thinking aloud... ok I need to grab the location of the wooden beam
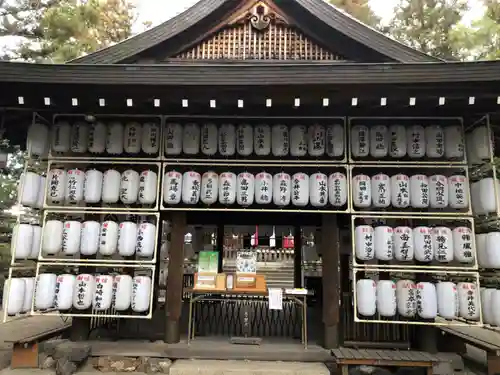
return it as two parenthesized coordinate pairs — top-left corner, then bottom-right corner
(321, 214), (340, 349)
(165, 211), (187, 343)
(293, 225), (302, 288)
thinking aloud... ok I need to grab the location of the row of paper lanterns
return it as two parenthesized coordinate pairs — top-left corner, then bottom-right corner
(352, 173), (468, 209)
(356, 279), (480, 320)
(12, 221), (157, 260)
(354, 225), (474, 263)
(163, 170), (347, 207)
(3, 274), (152, 315)
(29, 122), (492, 161)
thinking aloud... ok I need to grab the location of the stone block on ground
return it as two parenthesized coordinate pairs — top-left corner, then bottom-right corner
(169, 359), (329, 375)
(38, 353), (55, 370)
(56, 358), (78, 375)
(53, 343), (91, 364)
(91, 356), (141, 372)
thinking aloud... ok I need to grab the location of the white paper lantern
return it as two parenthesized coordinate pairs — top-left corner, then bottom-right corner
(70, 122), (89, 153)
(389, 125), (406, 158)
(351, 125), (369, 158)
(310, 173), (328, 207)
(391, 174), (410, 208)
(432, 227), (453, 262)
(426, 125), (445, 158)
(472, 126), (492, 160)
(137, 170), (157, 205)
(437, 282), (458, 319)
(478, 178), (499, 214)
(396, 280), (417, 317)
(55, 274), (76, 310)
(291, 173), (309, 207)
(236, 124), (253, 156)
(308, 125), (325, 157)
(93, 275), (113, 311)
(80, 221), (100, 256)
(448, 175), (468, 209)
(374, 226), (393, 261)
(113, 275), (133, 310)
(290, 125), (308, 157)
(371, 173), (390, 208)
(47, 169), (66, 203)
(219, 124), (236, 156)
(118, 221), (138, 256)
(83, 170), (103, 204)
(273, 173), (291, 206)
(470, 181), (483, 215)
(106, 122), (124, 155)
(492, 290), (500, 326)
(370, 125), (389, 158)
(326, 124), (344, 157)
(42, 220), (63, 255)
(99, 221), (119, 256)
(254, 125), (271, 156)
(88, 122), (107, 154)
(181, 171), (201, 204)
(486, 232), (500, 268)
(123, 122), (142, 154)
(444, 125), (464, 159)
(413, 226), (433, 262)
(12, 224), (33, 259)
(163, 170), (182, 205)
(21, 277), (35, 313)
(255, 172), (273, 204)
(429, 175), (449, 208)
(183, 123), (200, 155)
(164, 123), (183, 155)
(272, 125), (289, 157)
(476, 233), (489, 268)
(416, 282), (437, 319)
(219, 172), (236, 205)
(355, 225), (374, 261)
(352, 174), (371, 208)
(136, 222), (156, 257)
(356, 279), (376, 316)
(35, 176), (46, 209)
(27, 123), (49, 156)
(377, 280), (397, 317)
(102, 169), (121, 203)
(407, 125), (426, 158)
(141, 123), (160, 154)
(3, 278), (25, 315)
(458, 282), (480, 320)
(72, 274), (95, 310)
(200, 172), (218, 205)
(482, 288), (495, 324)
(196, 123), (216, 156)
(35, 273), (57, 310)
(393, 226), (414, 261)
(51, 121), (71, 153)
(131, 276), (151, 313)
(62, 221), (81, 255)
(19, 172), (41, 207)
(236, 172), (254, 206)
(29, 225), (42, 259)
(328, 173), (347, 207)
(65, 168), (84, 203)
(120, 169), (140, 204)
(410, 174), (429, 208)
(452, 227), (474, 263)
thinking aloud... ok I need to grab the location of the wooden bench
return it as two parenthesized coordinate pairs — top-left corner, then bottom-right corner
(2, 317), (71, 368)
(332, 348), (439, 375)
(440, 325), (500, 375)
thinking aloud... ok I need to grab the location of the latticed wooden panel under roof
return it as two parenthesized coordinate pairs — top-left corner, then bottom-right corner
(173, 23), (344, 61)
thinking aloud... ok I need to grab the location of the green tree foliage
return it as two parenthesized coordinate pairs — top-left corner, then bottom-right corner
(387, 0), (469, 60)
(0, 0), (136, 62)
(329, 0), (381, 28)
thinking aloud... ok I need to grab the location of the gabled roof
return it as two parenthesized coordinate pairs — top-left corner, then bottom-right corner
(70, 0), (439, 65)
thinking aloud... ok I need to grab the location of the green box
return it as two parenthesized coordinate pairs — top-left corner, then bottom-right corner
(197, 251), (219, 274)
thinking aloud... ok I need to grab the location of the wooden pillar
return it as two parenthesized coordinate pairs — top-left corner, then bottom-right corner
(165, 212), (186, 343)
(216, 224), (224, 272)
(321, 214), (340, 349)
(293, 225), (302, 288)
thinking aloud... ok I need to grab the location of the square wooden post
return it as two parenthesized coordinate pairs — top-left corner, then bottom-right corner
(321, 214), (340, 349)
(165, 212), (187, 343)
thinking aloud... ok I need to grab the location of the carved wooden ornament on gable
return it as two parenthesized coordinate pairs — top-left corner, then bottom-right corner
(173, 0), (344, 61)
